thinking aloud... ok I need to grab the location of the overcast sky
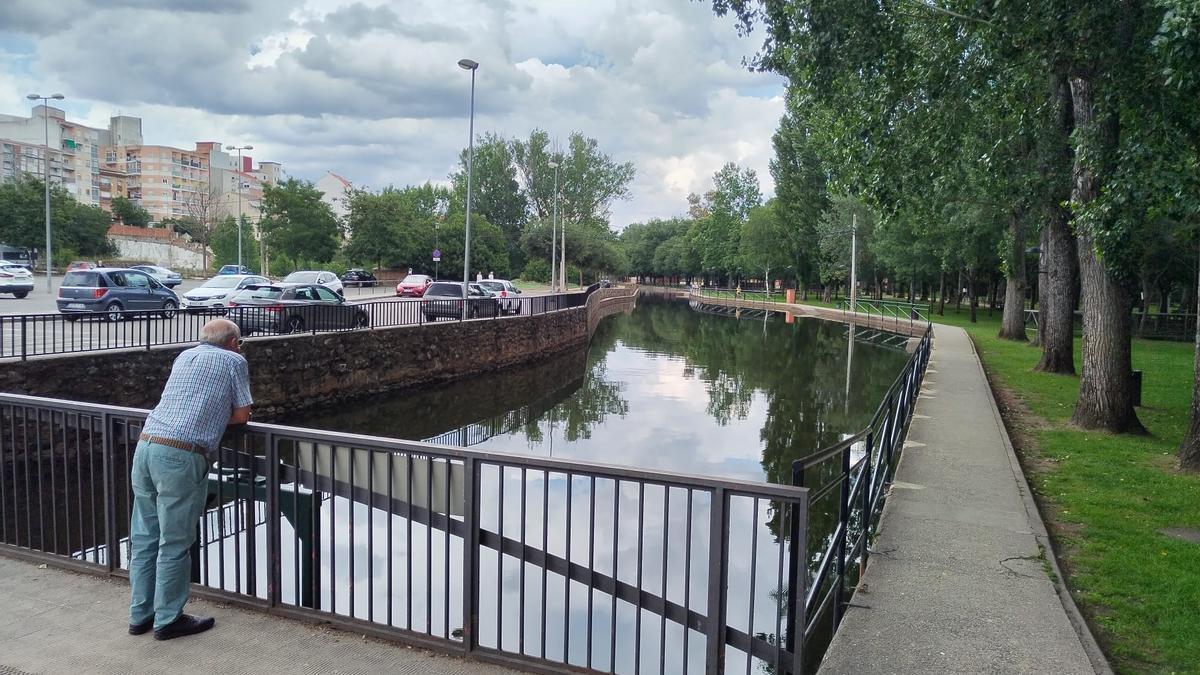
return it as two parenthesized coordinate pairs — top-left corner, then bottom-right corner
(0, 0), (784, 228)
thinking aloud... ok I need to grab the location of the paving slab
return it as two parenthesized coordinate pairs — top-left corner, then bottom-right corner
(818, 324), (1108, 674)
(0, 556), (518, 675)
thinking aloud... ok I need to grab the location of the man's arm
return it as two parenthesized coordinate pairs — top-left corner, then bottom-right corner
(229, 405), (251, 425)
(228, 357), (254, 427)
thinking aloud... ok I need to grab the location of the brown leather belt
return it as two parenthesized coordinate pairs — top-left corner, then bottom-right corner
(138, 432), (207, 456)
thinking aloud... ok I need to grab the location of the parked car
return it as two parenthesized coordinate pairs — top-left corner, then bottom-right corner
(229, 283), (369, 335)
(396, 274), (433, 297)
(65, 261), (98, 272)
(217, 264), (253, 276)
(341, 269), (379, 287)
(422, 281), (499, 321)
(395, 274), (433, 297)
(130, 264), (183, 288)
(475, 279), (523, 314)
(180, 274), (269, 312)
(56, 268), (179, 321)
(0, 262), (35, 298)
(283, 270), (344, 296)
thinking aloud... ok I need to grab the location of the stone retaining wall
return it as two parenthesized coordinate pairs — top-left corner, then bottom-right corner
(0, 287), (638, 416)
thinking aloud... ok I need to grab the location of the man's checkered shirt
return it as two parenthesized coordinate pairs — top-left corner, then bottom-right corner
(142, 343), (253, 458)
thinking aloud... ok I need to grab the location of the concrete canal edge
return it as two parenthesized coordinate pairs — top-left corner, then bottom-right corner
(0, 286), (638, 417)
(816, 323), (1110, 675)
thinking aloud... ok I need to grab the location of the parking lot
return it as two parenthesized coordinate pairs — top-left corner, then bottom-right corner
(0, 276), (566, 359)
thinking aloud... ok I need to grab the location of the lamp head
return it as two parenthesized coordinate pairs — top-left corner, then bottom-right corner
(26, 94), (39, 100)
(547, 160), (559, 169)
(458, 58), (479, 71)
(50, 94), (65, 100)
(225, 145), (235, 150)
(244, 145), (253, 150)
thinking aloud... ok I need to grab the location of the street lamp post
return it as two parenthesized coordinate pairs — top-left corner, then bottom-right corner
(548, 159), (559, 292)
(225, 144), (253, 269)
(458, 58), (479, 321)
(850, 212), (858, 313)
(27, 93), (65, 291)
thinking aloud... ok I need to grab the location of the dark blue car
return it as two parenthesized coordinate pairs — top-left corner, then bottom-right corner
(57, 268), (180, 321)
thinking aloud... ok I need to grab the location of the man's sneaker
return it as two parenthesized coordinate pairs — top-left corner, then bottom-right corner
(153, 614), (215, 640)
(128, 618), (153, 635)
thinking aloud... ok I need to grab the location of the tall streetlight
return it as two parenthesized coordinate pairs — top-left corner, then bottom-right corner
(27, 93), (65, 291)
(225, 144), (253, 269)
(458, 58), (479, 320)
(548, 159), (559, 292)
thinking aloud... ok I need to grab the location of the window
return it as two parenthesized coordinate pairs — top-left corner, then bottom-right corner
(127, 273), (151, 289)
(314, 286), (340, 302)
(107, 272), (127, 287)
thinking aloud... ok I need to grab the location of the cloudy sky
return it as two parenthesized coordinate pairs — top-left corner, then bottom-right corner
(0, 0), (784, 228)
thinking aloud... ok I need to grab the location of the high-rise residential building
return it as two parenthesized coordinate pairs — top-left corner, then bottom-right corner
(2, 105), (283, 227)
(0, 105), (112, 205)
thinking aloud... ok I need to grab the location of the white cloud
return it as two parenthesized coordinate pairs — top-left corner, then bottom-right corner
(0, 0), (784, 226)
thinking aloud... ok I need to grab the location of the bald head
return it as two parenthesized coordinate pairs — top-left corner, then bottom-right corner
(199, 318), (241, 350)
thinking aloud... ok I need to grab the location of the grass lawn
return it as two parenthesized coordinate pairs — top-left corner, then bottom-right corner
(797, 301), (1199, 673)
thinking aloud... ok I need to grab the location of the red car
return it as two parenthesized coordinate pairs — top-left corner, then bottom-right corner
(395, 274), (433, 297)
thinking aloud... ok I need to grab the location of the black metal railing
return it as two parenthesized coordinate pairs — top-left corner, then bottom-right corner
(1025, 308), (1197, 342)
(0, 392), (809, 674)
(790, 323), (932, 657)
(0, 285), (601, 361)
(836, 298), (930, 330)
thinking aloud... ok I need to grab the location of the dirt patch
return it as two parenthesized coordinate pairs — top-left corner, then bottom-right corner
(1160, 527), (1200, 544)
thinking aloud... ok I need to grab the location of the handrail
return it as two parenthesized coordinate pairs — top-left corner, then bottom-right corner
(0, 285), (603, 361)
(0, 389), (810, 674)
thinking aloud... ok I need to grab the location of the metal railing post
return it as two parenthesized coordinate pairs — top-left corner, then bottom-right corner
(461, 457), (480, 654)
(704, 486), (728, 674)
(20, 315), (27, 361)
(265, 431), (281, 607)
(835, 446), (850, 626)
(145, 312), (152, 351)
(100, 412), (118, 573)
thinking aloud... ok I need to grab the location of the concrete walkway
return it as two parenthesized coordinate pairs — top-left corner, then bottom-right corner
(819, 324), (1108, 674)
(0, 556), (517, 675)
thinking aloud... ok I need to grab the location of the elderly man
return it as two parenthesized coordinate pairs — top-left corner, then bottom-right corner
(128, 318), (253, 640)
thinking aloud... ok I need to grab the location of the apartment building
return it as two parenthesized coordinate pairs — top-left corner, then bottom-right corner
(2, 105), (284, 226)
(0, 105), (115, 205)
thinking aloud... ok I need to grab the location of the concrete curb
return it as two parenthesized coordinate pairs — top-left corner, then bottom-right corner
(957, 325), (1114, 675)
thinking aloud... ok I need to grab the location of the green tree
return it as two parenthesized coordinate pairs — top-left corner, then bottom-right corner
(260, 178), (341, 268)
(739, 201), (789, 293)
(451, 133), (527, 270)
(513, 129), (635, 230)
(110, 196), (151, 227)
(0, 175), (113, 263)
(210, 215), (260, 272)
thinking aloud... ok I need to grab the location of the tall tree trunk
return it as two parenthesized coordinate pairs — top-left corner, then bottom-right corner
(1000, 209), (1029, 340)
(955, 268), (964, 311)
(1068, 73), (1144, 433)
(1035, 77), (1078, 374)
(938, 272), (946, 316)
(968, 271), (978, 323)
(1182, 248), (1200, 471)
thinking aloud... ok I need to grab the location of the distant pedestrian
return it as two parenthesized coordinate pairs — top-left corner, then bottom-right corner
(128, 318), (253, 640)
(476, 271), (483, 282)
(488, 271), (494, 279)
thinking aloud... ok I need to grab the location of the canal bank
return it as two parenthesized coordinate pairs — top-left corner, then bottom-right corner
(817, 324), (1107, 674)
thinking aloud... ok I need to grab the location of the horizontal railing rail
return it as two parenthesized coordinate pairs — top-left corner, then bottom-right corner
(0, 391), (809, 674)
(0, 284), (602, 361)
(836, 298), (930, 330)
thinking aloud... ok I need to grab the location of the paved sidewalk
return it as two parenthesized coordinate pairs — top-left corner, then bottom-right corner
(0, 556), (516, 675)
(819, 324), (1107, 674)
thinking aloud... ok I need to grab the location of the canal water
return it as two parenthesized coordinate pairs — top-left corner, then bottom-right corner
(296, 295), (911, 486)
(1, 295), (914, 674)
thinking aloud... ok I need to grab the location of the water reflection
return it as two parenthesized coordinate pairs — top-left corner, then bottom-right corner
(296, 295), (910, 486)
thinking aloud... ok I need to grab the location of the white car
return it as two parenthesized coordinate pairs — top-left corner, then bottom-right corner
(0, 262), (34, 298)
(181, 274), (269, 312)
(130, 264), (183, 288)
(284, 270), (343, 296)
(475, 279), (522, 314)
